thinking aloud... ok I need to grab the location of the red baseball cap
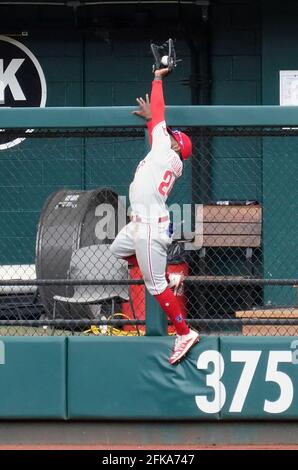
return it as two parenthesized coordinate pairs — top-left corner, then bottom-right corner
(168, 128), (192, 160)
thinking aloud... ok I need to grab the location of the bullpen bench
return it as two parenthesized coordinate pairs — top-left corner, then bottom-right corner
(235, 307), (298, 335)
(194, 203), (262, 275)
(187, 203), (262, 319)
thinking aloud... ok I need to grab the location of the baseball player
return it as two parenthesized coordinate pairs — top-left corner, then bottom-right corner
(110, 66), (199, 364)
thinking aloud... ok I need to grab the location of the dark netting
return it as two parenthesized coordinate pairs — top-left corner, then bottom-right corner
(0, 126), (297, 336)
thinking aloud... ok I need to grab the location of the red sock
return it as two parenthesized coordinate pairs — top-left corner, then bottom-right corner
(123, 255), (139, 268)
(155, 287), (189, 335)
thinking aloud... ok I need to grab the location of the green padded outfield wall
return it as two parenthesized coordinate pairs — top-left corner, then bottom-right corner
(0, 336), (297, 420)
(68, 336), (220, 420)
(67, 336), (298, 420)
(0, 337), (66, 418)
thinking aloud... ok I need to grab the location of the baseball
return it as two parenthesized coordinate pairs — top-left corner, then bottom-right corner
(161, 55), (169, 66)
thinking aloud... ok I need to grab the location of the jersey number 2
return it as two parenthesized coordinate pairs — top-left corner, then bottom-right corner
(158, 170), (175, 197)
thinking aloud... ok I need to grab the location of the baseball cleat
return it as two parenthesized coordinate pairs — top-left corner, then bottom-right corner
(169, 329), (200, 365)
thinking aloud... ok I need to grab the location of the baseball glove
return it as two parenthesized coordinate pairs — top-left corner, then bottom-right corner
(150, 38), (178, 73)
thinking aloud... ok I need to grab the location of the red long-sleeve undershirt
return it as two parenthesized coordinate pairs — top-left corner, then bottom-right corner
(151, 79), (165, 127)
(147, 79), (165, 146)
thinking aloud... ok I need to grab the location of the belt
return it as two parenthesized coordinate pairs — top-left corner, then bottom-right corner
(130, 215), (169, 223)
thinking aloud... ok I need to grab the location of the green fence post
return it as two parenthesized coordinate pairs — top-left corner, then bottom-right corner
(145, 293), (168, 336)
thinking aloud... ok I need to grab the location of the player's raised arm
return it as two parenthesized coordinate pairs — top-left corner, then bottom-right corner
(150, 67), (169, 129)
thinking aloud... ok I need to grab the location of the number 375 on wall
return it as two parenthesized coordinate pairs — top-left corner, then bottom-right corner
(195, 346), (298, 415)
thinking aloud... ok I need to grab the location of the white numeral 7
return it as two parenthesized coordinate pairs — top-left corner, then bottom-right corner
(229, 350), (261, 412)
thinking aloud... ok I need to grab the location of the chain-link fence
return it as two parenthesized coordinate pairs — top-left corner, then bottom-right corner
(0, 125), (297, 336)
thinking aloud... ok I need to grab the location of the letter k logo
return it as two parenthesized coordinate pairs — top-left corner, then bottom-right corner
(0, 58), (26, 104)
(0, 35), (47, 149)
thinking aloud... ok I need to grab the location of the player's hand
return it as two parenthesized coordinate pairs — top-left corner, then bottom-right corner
(132, 94), (151, 120)
(154, 67), (170, 79)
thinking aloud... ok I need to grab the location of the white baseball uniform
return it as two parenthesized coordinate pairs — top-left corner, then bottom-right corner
(110, 80), (183, 295)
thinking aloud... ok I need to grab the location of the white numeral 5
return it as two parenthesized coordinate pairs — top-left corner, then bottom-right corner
(264, 351), (293, 414)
